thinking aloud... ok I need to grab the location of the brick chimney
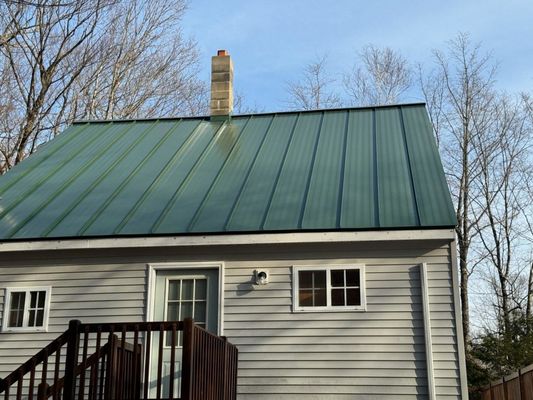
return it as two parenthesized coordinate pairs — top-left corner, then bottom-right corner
(210, 50), (234, 119)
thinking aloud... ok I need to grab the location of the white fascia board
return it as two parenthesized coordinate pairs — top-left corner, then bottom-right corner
(0, 229), (455, 253)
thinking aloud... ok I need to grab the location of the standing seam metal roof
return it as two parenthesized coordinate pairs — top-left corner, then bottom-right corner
(0, 103), (456, 240)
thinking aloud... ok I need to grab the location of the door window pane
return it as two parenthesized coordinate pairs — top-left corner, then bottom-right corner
(194, 301), (206, 323)
(196, 280), (207, 300)
(167, 303), (179, 320)
(168, 281), (180, 300)
(181, 280), (194, 300)
(181, 302), (193, 319)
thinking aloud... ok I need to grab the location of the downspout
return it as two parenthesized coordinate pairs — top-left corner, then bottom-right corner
(420, 262), (436, 400)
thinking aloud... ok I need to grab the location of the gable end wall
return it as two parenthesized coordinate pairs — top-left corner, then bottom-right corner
(0, 239), (464, 400)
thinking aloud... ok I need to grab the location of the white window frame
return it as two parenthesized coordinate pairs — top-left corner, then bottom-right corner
(2, 287), (52, 332)
(292, 265), (366, 312)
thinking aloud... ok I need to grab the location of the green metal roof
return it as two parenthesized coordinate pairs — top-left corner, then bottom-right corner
(0, 104), (456, 241)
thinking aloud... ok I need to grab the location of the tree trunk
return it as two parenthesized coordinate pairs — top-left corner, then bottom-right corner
(459, 241), (470, 342)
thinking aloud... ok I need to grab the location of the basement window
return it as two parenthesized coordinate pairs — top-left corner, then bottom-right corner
(2, 287), (51, 332)
(292, 265), (365, 312)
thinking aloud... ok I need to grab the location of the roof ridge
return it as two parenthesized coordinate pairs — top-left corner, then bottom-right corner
(72, 103), (427, 125)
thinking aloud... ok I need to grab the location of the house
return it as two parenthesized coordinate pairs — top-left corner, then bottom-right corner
(0, 50), (467, 399)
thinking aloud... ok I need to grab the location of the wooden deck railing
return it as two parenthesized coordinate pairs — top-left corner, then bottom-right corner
(480, 363), (533, 400)
(0, 319), (238, 400)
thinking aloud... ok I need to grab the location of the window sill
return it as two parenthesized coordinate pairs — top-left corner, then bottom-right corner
(292, 306), (367, 313)
(1, 327), (48, 333)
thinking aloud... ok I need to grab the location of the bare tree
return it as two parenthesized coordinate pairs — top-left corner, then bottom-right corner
(0, 0), (113, 172)
(233, 90), (264, 114)
(65, 0), (207, 122)
(344, 45), (412, 106)
(473, 94), (532, 333)
(0, 0), (206, 174)
(420, 33), (498, 341)
(286, 55), (343, 110)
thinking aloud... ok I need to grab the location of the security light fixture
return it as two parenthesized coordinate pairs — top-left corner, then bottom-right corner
(253, 270), (269, 285)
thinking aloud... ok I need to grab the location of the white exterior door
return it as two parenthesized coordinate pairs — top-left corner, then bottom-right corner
(150, 268), (219, 398)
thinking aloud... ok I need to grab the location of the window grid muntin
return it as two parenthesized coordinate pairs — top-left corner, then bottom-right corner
(165, 278), (208, 347)
(293, 265), (365, 311)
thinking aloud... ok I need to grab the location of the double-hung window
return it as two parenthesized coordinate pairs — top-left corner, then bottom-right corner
(293, 265), (365, 311)
(2, 287), (51, 332)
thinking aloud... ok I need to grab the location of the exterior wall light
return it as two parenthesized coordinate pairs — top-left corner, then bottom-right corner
(253, 270), (269, 285)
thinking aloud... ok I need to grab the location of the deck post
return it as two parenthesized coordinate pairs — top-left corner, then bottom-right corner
(63, 320), (81, 400)
(37, 382), (49, 400)
(181, 319), (195, 400)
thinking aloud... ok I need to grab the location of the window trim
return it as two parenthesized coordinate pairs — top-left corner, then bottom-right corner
(292, 265), (366, 312)
(2, 287), (52, 332)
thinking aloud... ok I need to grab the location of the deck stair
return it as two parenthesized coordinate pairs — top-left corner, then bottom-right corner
(0, 319), (238, 400)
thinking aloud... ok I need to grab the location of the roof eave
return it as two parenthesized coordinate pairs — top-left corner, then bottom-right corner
(0, 227), (456, 253)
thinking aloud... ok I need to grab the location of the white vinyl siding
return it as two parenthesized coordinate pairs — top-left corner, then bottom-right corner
(0, 239), (462, 400)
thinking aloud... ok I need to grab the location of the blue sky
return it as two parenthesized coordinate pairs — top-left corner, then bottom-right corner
(181, 0), (533, 112)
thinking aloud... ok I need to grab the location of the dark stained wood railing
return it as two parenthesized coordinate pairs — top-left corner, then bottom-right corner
(181, 320), (238, 400)
(0, 319), (238, 400)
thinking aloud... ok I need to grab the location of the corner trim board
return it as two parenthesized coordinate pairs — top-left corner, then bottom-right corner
(450, 241), (469, 399)
(420, 262), (436, 400)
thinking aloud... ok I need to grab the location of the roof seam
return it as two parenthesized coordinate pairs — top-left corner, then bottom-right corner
(0, 123), (114, 235)
(79, 120), (182, 235)
(336, 110), (351, 229)
(42, 123), (145, 236)
(150, 120), (230, 233)
(372, 109), (380, 228)
(260, 113), (301, 230)
(298, 111), (325, 229)
(11, 121), (131, 238)
(398, 107), (421, 226)
(0, 123), (89, 196)
(113, 120), (206, 234)
(74, 121), (158, 236)
(186, 117), (255, 231)
(222, 115), (277, 231)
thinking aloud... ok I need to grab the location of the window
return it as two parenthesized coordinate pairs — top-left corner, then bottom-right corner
(293, 266), (365, 311)
(2, 287), (51, 332)
(164, 277), (207, 346)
